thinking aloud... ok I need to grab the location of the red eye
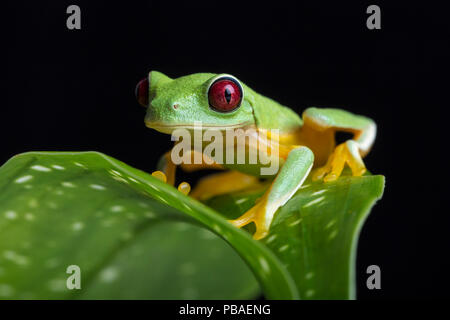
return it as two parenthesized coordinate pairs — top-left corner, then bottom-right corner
(135, 78), (149, 107)
(208, 77), (243, 112)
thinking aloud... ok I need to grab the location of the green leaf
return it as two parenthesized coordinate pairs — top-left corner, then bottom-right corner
(0, 151), (383, 300)
(205, 172), (384, 299)
(0, 152), (294, 299)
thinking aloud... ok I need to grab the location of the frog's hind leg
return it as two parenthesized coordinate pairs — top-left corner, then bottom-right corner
(312, 140), (366, 182)
(229, 146), (314, 240)
(299, 108), (376, 182)
(190, 171), (262, 201)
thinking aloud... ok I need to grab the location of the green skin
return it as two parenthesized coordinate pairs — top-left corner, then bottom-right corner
(145, 71), (301, 134)
(143, 71), (375, 237)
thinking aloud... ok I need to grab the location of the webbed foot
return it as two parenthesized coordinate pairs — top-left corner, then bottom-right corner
(312, 140), (366, 182)
(229, 195), (270, 240)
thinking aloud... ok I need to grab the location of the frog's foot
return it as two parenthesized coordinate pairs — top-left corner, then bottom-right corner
(151, 171), (191, 196)
(190, 171), (261, 201)
(312, 140), (366, 182)
(230, 146), (315, 240)
(229, 195), (270, 240)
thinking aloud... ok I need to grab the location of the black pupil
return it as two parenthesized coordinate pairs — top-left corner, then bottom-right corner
(224, 87), (232, 104)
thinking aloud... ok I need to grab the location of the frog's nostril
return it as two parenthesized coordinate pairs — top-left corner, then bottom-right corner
(135, 78), (149, 107)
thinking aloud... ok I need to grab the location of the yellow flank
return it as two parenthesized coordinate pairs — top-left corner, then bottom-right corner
(179, 150), (224, 172)
(264, 128), (301, 146)
(253, 129), (300, 160)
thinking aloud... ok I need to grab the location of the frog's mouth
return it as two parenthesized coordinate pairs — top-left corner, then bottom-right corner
(145, 121), (254, 134)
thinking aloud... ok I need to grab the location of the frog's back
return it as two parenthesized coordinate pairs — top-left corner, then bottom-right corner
(244, 85), (302, 133)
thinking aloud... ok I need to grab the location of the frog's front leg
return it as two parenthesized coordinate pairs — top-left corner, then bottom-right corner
(154, 151), (176, 185)
(229, 146), (314, 240)
(152, 151), (192, 195)
(152, 149), (224, 195)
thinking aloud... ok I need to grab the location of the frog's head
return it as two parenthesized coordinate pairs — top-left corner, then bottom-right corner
(135, 71), (255, 134)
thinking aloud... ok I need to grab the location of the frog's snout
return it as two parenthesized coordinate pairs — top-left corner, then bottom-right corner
(135, 78), (149, 107)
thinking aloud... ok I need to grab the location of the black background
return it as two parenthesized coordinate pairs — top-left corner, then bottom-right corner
(4, 0), (448, 299)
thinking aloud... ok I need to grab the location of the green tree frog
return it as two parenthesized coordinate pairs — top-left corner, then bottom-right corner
(135, 71), (376, 240)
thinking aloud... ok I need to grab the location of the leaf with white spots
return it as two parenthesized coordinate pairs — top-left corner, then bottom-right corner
(0, 152), (294, 299)
(0, 151), (383, 300)
(205, 170), (384, 299)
